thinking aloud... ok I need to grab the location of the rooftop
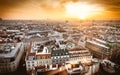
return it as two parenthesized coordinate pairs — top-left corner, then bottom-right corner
(68, 46), (87, 51)
(0, 30), (24, 43)
(0, 42), (22, 58)
(87, 40), (109, 49)
(51, 49), (69, 56)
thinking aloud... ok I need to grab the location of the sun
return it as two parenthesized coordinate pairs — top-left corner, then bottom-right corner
(65, 2), (104, 19)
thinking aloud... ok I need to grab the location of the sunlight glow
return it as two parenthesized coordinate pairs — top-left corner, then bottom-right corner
(65, 2), (104, 19)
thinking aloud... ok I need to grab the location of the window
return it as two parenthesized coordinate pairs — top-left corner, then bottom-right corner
(9, 67), (11, 71)
(42, 56), (45, 59)
(27, 61), (30, 63)
(28, 68), (31, 70)
(13, 65), (15, 68)
(32, 64), (34, 66)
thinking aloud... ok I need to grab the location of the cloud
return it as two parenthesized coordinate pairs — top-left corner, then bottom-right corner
(0, 0), (120, 19)
(0, 0), (27, 17)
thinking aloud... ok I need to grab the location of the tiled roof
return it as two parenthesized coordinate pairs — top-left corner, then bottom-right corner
(51, 49), (69, 56)
(36, 54), (51, 56)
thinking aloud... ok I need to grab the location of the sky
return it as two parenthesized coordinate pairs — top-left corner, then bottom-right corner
(0, 0), (120, 20)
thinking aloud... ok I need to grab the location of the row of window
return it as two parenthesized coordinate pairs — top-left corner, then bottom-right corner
(0, 65), (16, 72)
(70, 56), (92, 60)
(27, 60), (51, 70)
(70, 54), (91, 57)
(52, 56), (69, 59)
(36, 56), (51, 59)
(52, 59), (68, 63)
(69, 50), (89, 53)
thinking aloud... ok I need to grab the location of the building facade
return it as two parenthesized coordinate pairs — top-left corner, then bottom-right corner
(25, 41), (52, 74)
(0, 42), (24, 73)
(86, 40), (110, 59)
(51, 49), (69, 69)
(68, 46), (92, 64)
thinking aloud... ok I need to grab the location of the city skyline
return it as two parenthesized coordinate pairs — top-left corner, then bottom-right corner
(0, 0), (120, 20)
(0, 20), (120, 75)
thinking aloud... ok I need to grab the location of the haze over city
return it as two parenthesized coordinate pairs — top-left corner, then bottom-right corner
(0, 0), (120, 75)
(0, 0), (120, 20)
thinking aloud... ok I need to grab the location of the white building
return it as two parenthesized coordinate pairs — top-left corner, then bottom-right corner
(86, 40), (110, 59)
(68, 46), (93, 65)
(55, 38), (66, 49)
(0, 42), (24, 73)
(25, 41), (52, 73)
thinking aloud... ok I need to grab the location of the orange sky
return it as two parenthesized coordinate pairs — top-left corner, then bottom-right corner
(0, 0), (120, 20)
